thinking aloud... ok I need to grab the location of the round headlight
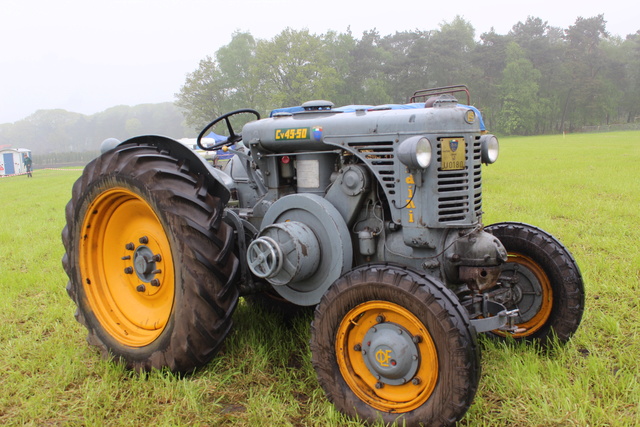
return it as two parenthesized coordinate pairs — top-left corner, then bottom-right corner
(398, 136), (432, 169)
(480, 134), (499, 164)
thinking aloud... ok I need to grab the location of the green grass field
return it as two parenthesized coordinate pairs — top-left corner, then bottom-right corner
(1, 131), (638, 426)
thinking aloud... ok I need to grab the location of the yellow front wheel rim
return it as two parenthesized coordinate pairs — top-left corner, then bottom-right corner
(79, 187), (175, 347)
(336, 301), (438, 413)
(500, 252), (553, 338)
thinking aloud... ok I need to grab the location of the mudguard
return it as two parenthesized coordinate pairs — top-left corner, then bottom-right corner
(117, 135), (234, 203)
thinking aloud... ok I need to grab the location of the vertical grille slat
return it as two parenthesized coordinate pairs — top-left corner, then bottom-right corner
(347, 141), (397, 197)
(436, 137), (482, 223)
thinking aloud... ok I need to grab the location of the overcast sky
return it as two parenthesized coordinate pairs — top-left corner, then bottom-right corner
(1, 0), (637, 124)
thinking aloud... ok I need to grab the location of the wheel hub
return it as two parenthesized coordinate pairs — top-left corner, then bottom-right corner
(134, 246), (157, 280)
(362, 323), (420, 386)
(123, 237), (164, 296)
(501, 261), (543, 323)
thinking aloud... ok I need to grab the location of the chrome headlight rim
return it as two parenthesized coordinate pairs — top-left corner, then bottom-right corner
(398, 136), (433, 170)
(480, 134), (499, 164)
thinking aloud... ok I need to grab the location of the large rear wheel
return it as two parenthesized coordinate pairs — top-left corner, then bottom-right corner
(311, 265), (480, 426)
(485, 222), (584, 343)
(62, 142), (239, 372)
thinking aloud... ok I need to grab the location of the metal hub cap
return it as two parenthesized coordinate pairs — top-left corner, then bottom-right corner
(496, 252), (553, 338)
(134, 246), (157, 280)
(336, 301), (439, 413)
(362, 323), (420, 385)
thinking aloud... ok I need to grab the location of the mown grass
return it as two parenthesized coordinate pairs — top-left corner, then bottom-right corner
(0, 131), (638, 426)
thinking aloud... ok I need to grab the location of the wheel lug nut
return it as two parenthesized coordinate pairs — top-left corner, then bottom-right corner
(121, 255), (131, 260)
(376, 315), (385, 323)
(150, 279), (160, 287)
(412, 377), (421, 385)
(139, 236), (149, 244)
(375, 382), (383, 389)
(412, 335), (422, 344)
(153, 254), (162, 262)
(124, 267), (133, 274)
(125, 242), (135, 250)
(151, 269), (162, 275)
(136, 284), (146, 292)
(353, 344), (362, 352)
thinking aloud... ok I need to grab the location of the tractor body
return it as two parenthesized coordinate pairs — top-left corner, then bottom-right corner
(63, 86), (584, 425)
(226, 95), (506, 314)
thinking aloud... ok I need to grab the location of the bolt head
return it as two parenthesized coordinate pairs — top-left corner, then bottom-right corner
(124, 267), (133, 274)
(136, 284), (146, 292)
(150, 279), (160, 287)
(375, 382), (383, 389)
(412, 377), (421, 385)
(353, 344), (362, 352)
(139, 236), (149, 244)
(125, 242), (135, 251)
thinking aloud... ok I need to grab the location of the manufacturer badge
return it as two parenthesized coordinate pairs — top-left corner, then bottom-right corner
(312, 126), (323, 141)
(465, 110), (476, 124)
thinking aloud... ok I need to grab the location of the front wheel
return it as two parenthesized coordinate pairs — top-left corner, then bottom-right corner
(61, 142), (239, 372)
(485, 222), (585, 343)
(311, 265), (480, 426)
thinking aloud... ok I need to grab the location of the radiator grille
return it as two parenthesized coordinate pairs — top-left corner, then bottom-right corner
(436, 137), (482, 223)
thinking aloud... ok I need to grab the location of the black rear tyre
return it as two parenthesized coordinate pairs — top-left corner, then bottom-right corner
(62, 142), (239, 372)
(310, 265), (480, 426)
(486, 222), (584, 343)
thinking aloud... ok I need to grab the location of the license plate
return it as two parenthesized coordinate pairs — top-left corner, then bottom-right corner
(441, 138), (466, 170)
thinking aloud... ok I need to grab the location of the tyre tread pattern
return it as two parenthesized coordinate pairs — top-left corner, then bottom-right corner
(62, 143), (239, 373)
(311, 264), (480, 426)
(486, 222), (585, 343)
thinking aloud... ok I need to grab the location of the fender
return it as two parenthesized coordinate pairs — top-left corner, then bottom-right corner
(116, 135), (234, 204)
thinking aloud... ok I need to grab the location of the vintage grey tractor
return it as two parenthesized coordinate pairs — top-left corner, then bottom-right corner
(62, 86), (584, 425)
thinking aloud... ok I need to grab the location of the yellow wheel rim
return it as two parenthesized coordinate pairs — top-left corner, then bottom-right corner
(500, 252), (553, 338)
(79, 187), (175, 347)
(336, 301), (438, 413)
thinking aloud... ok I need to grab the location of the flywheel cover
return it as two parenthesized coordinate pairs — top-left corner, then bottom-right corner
(260, 193), (352, 305)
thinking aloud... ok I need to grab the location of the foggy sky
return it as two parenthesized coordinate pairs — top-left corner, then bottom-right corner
(1, 0), (637, 124)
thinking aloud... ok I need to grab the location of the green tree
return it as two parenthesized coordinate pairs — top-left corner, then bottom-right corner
(427, 17), (476, 87)
(471, 28), (512, 130)
(380, 30), (431, 102)
(509, 17), (566, 132)
(617, 31), (640, 123)
(175, 56), (227, 129)
(252, 28), (341, 109)
(322, 30), (359, 106)
(561, 15), (610, 130)
(497, 43), (542, 135)
(346, 29), (392, 105)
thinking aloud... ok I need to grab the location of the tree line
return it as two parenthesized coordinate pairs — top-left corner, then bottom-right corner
(0, 103), (193, 155)
(176, 15), (640, 136)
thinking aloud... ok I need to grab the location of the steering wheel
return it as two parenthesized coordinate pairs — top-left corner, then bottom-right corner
(196, 109), (261, 151)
